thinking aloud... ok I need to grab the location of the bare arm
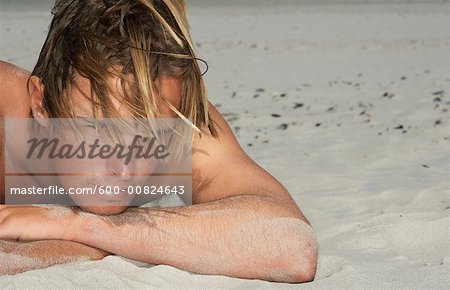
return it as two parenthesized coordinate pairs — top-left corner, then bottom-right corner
(0, 103), (317, 282)
(0, 239), (108, 275)
(66, 194), (317, 282)
(0, 195), (316, 282)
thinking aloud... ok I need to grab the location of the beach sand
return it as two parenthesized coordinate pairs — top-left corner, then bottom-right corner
(1, 0), (450, 288)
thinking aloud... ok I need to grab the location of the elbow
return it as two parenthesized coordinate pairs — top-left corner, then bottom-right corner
(285, 248), (318, 283)
(283, 236), (318, 283)
(265, 219), (318, 283)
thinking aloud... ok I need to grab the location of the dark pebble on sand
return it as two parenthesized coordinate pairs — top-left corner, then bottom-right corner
(254, 94), (260, 98)
(422, 164), (430, 168)
(316, 123), (321, 127)
(263, 140), (269, 144)
(435, 119), (442, 125)
(401, 76), (407, 80)
(359, 110), (366, 116)
(277, 123), (288, 130)
(280, 93), (287, 98)
(247, 143), (253, 147)
(394, 125), (404, 130)
(432, 90), (444, 95)
(434, 97), (442, 102)
(255, 88), (265, 93)
(231, 91), (237, 98)
(382, 92), (389, 97)
(271, 114), (281, 118)
(327, 107), (336, 113)
(294, 103), (304, 109)
(402, 130), (407, 134)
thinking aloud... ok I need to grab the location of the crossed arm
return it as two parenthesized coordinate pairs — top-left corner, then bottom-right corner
(0, 105), (318, 282)
(0, 195), (317, 282)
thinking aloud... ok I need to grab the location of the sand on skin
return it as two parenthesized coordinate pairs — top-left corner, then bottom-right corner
(0, 0), (449, 288)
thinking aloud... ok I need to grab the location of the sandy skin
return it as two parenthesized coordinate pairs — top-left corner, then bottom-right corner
(0, 61), (317, 282)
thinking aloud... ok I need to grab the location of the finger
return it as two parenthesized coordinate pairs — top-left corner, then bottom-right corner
(0, 223), (19, 241)
(0, 207), (11, 224)
(0, 205), (20, 210)
(0, 204), (28, 212)
(0, 205), (21, 213)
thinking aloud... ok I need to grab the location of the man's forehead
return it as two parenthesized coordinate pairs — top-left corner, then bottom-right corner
(72, 67), (123, 89)
(69, 69), (181, 118)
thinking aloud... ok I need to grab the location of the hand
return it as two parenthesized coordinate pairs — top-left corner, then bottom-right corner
(0, 205), (77, 241)
(0, 239), (110, 276)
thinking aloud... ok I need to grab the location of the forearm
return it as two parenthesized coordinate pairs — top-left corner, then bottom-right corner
(0, 239), (109, 275)
(71, 195), (317, 282)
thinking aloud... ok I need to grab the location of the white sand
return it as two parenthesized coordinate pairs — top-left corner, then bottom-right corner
(1, 0), (450, 288)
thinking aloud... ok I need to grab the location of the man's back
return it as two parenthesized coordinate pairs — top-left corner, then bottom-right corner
(0, 61), (34, 204)
(0, 61), (32, 118)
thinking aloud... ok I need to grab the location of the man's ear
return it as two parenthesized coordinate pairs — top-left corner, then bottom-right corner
(28, 76), (49, 124)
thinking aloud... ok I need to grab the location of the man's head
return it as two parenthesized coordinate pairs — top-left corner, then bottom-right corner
(30, 0), (213, 124)
(27, 0), (215, 215)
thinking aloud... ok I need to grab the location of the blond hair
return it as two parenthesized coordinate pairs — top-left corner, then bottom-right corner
(30, 0), (216, 136)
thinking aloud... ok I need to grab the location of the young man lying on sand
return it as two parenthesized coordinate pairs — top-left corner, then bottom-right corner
(0, 0), (318, 282)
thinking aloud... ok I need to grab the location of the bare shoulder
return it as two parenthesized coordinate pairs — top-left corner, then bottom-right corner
(192, 102), (309, 222)
(192, 103), (299, 207)
(193, 103), (247, 161)
(192, 103), (248, 178)
(0, 61), (31, 117)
